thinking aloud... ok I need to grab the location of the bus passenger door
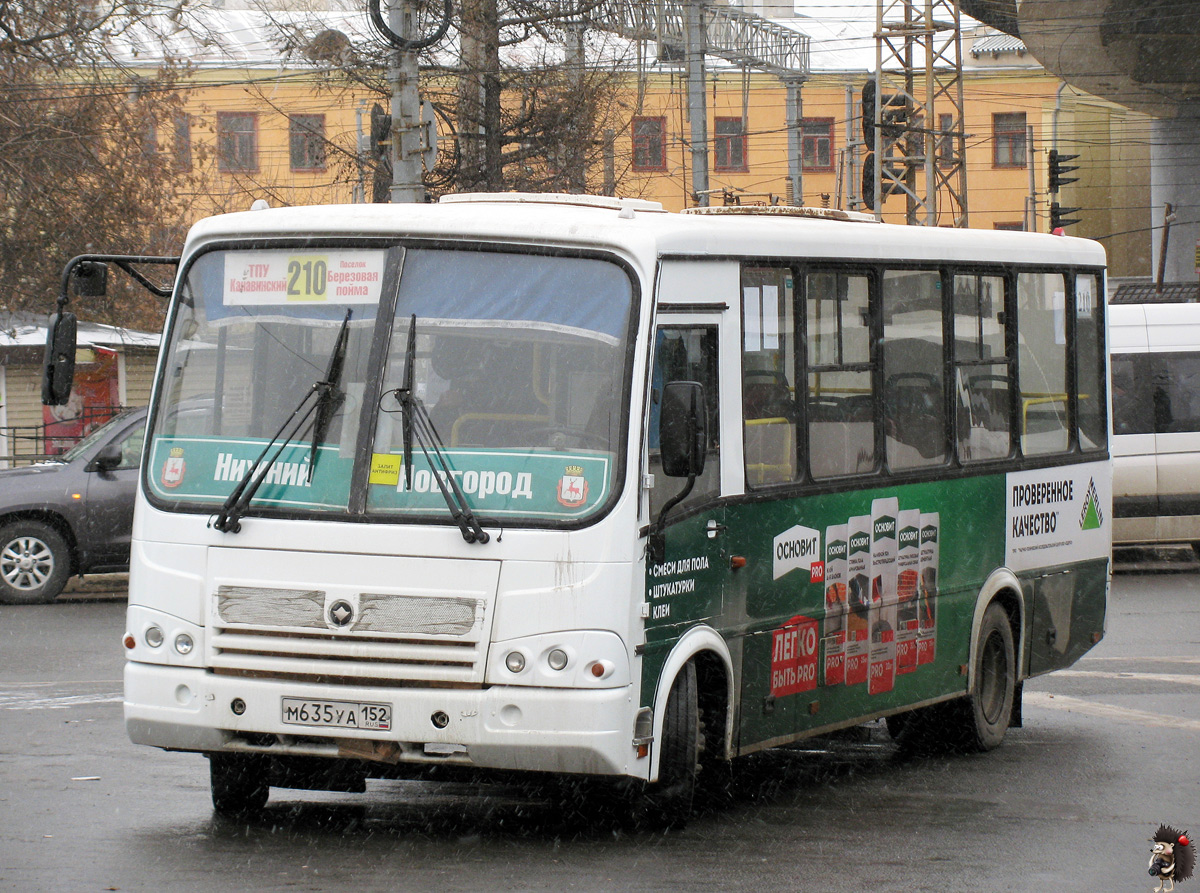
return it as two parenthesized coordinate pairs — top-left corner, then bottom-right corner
(645, 312), (739, 638)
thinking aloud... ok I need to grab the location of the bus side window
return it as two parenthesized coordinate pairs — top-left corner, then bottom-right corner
(1017, 271), (1070, 455)
(805, 271), (875, 478)
(742, 267), (799, 487)
(881, 269), (947, 469)
(1074, 272), (1107, 450)
(954, 273), (1012, 463)
(649, 325), (720, 516)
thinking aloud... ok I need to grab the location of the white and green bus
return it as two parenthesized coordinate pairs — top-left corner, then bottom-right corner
(50, 193), (1111, 818)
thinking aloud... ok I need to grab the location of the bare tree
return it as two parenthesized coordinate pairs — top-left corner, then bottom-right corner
(0, 3), (201, 329)
(446, 0), (631, 196)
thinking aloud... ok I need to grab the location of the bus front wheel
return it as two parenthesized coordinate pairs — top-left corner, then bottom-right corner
(645, 661), (700, 825)
(210, 753), (270, 817)
(954, 601), (1016, 752)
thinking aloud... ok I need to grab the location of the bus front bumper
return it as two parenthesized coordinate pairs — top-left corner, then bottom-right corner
(124, 661), (642, 778)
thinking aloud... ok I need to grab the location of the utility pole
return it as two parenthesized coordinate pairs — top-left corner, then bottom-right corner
(685, 0), (710, 207)
(389, 0), (425, 203)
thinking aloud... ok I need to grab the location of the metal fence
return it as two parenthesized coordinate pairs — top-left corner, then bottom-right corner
(0, 405), (128, 467)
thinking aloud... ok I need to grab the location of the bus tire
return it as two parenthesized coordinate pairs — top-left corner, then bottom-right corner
(952, 601), (1016, 752)
(210, 753), (270, 817)
(646, 661), (700, 826)
(0, 521), (71, 605)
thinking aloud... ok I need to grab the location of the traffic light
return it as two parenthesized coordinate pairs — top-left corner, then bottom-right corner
(1050, 201), (1080, 231)
(369, 103), (393, 203)
(1048, 149), (1080, 192)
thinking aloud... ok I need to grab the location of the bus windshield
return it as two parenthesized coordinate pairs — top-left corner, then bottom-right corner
(144, 243), (636, 527)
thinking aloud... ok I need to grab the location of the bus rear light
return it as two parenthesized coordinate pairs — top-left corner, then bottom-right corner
(589, 660), (614, 679)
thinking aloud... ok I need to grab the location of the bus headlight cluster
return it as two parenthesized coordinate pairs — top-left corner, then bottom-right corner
(127, 616), (200, 662)
(488, 632), (627, 687)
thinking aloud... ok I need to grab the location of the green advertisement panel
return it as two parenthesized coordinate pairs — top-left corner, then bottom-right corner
(641, 468), (1109, 751)
(147, 435), (612, 520)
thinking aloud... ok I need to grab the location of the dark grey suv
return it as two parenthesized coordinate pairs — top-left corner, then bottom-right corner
(0, 408), (146, 604)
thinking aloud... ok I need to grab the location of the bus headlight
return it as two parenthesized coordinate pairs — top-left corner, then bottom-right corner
(174, 633), (194, 655)
(504, 651), (526, 673)
(144, 626), (164, 648)
(547, 648), (569, 671)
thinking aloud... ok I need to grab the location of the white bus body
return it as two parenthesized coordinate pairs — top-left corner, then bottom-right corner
(121, 194), (1111, 818)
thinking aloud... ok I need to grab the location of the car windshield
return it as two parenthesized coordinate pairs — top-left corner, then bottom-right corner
(144, 243), (636, 528)
(58, 410), (141, 463)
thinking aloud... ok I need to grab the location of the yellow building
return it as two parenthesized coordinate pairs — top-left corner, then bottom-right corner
(146, 10), (1152, 278)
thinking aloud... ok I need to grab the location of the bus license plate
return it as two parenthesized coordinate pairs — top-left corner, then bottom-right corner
(281, 698), (391, 731)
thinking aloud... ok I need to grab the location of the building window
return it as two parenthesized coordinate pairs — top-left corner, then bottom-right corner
(632, 116), (667, 171)
(936, 112), (955, 168)
(289, 114), (327, 172)
(173, 113), (192, 172)
(714, 117), (747, 171)
(142, 119), (158, 157)
(800, 118), (834, 171)
(993, 222), (1024, 231)
(217, 112), (258, 173)
(993, 112), (1026, 168)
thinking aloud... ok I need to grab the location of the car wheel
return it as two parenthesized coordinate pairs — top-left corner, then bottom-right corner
(0, 521), (71, 605)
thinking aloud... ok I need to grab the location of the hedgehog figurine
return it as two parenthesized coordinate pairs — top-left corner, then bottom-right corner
(1150, 825), (1195, 892)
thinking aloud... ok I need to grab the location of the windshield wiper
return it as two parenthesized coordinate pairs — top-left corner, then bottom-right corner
(309, 309), (352, 481)
(213, 310), (352, 534)
(388, 315), (489, 545)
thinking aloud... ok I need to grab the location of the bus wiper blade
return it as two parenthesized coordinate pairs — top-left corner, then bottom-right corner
(412, 400), (490, 544)
(400, 313), (417, 491)
(386, 382), (490, 545)
(308, 309), (353, 482)
(211, 387), (322, 534)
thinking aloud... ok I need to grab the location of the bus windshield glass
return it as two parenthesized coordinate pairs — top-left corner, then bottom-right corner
(144, 244), (636, 527)
(368, 248), (633, 524)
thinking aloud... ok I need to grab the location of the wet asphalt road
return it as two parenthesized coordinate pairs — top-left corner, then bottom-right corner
(2, 568), (1199, 892)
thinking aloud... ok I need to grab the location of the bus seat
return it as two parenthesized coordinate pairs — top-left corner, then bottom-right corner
(745, 417), (795, 484)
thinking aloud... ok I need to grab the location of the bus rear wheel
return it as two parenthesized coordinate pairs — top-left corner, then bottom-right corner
(953, 601), (1016, 752)
(210, 753), (270, 817)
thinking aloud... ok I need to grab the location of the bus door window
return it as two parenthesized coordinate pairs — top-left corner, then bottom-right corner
(1074, 273), (1107, 451)
(881, 269), (947, 470)
(953, 273), (1012, 462)
(1017, 271), (1070, 455)
(804, 271), (875, 478)
(648, 325), (720, 517)
(742, 267), (799, 487)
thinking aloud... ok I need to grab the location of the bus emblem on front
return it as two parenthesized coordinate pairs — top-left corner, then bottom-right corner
(328, 600), (354, 627)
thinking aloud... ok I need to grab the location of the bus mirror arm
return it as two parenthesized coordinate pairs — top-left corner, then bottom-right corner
(648, 381), (707, 563)
(647, 473), (695, 565)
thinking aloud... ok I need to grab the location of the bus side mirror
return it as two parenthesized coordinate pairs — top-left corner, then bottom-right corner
(42, 310), (78, 406)
(660, 380), (706, 478)
(74, 261), (108, 297)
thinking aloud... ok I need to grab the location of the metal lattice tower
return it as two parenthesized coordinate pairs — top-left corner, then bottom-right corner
(873, 0), (968, 226)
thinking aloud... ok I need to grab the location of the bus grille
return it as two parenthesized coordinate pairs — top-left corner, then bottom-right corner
(210, 585), (488, 685)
